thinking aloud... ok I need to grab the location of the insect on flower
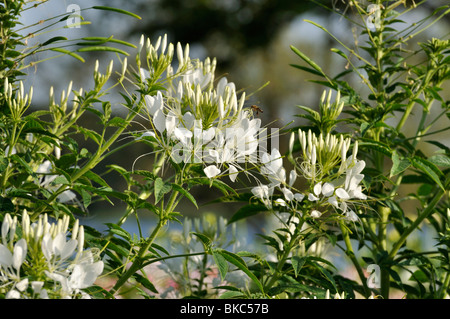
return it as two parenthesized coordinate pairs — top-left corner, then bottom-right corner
(251, 105), (263, 116)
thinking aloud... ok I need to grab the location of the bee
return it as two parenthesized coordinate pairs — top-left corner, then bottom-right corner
(251, 105), (263, 116)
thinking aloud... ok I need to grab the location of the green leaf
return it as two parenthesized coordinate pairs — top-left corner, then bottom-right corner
(83, 170), (110, 188)
(134, 274), (158, 294)
(411, 156), (445, 190)
(154, 177), (171, 204)
(428, 154), (450, 168)
(106, 223), (131, 241)
(191, 232), (212, 249)
(291, 256), (306, 277)
(228, 204), (268, 224)
(171, 184), (198, 208)
(390, 150), (411, 177)
(359, 139), (392, 157)
(79, 37), (136, 48)
(215, 249), (264, 293)
(79, 188), (92, 208)
(213, 250), (229, 281)
(290, 45), (326, 77)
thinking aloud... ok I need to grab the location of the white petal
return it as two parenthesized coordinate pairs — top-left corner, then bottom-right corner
(16, 278), (28, 292)
(182, 112), (195, 129)
(165, 115), (177, 136)
(153, 109), (166, 133)
(138, 131), (156, 140)
(201, 127), (215, 144)
(328, 196), (339, 208)
(321, 182), (335, 197)
(288, 170), (297, 187)
(60, 239), (78, 260)
(12, 239), (27, 270)
(251, 185), (268, 199)
(174, 127), (193, 144)
(0, 244), (13, 267)
(313, 182), (322, 196)
(308, 193), (319, 201)
(41, 234), (53, 261)
(275, 198), (286, 206)
(139, 68), (150, 81)
(294, 193), (305, 202)
(204, 165), (221, 178)
(311, 210), (322, 218)
(53, 233), (66, 257)
(144, 91), (163, 116)
(281, 187), (294, 201)
(335, 188), (350, 200)
(228, 165), (238, 182)
(5, 290), (21, 299)
(345, 209), (359, 222)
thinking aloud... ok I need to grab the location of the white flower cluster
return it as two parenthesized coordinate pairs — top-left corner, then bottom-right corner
(251, 129), (367, 222)
(137, 34), (263, 182)
(0, 212), (103, 299)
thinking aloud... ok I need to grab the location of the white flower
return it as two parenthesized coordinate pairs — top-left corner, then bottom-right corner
(204, 165), (221, 178)
(251, 184), (274, 207)
(68, 251), (104, 290)
(260, 148), (286, 185)
(144, 90), (164, 116)
(335, 159), (367, 201)
(41, 232), (78, 269)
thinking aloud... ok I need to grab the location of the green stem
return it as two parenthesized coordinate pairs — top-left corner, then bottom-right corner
(378, 206), (390, 299)
(339, 221), (372, 298)
(264, 218), (305, 292)
(439, 272), (450, 299)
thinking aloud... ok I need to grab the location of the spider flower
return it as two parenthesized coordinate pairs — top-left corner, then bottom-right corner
(136, 34), (264, 182)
